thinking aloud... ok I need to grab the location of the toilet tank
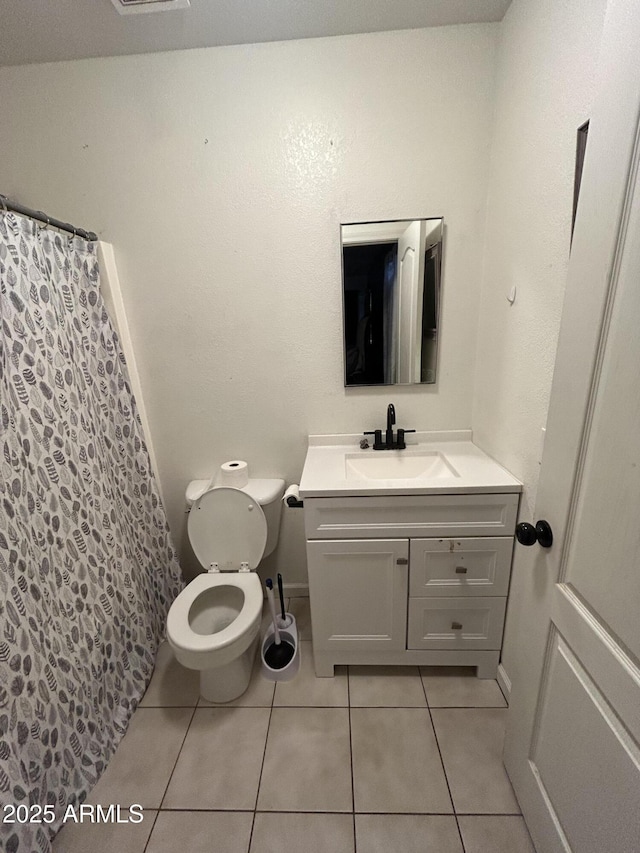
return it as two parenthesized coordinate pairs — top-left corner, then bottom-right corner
(242, 478), (285, 558)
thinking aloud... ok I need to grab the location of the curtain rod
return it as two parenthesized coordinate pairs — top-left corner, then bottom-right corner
(0, 194), (98, 242)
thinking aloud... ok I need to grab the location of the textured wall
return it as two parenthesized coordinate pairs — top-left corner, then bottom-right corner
(472, 0), (607, 676)
(0, 26), (498, 585)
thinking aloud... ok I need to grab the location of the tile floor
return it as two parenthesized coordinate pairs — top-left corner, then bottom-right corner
(53, 598), (535, 853)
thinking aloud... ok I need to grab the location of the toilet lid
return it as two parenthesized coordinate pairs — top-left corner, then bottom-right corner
(188, 487), (267, 570)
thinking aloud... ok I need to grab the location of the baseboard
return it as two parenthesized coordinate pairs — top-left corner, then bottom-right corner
(497, 663), (512, 703)
(285, 584), (309, 597)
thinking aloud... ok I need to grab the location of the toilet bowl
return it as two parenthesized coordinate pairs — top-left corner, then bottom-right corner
(166, 479), (284, 702)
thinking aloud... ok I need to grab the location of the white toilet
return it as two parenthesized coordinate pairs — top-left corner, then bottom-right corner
(167, 477), (284, 702)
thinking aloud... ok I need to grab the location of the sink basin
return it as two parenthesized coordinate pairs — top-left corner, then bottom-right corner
(345, 450), (459, 481)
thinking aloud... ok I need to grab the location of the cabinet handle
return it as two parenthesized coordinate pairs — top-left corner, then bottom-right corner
(451, 621), (463, 630)
(455, 566), (467, 574)
(396, 557), (408, 565)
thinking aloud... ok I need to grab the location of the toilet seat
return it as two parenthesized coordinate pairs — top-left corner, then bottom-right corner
(167, 572), (263, 669)
(188, 487), (267, 571)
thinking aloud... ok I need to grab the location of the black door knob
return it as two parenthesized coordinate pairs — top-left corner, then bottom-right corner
(516, 520), (553, 548)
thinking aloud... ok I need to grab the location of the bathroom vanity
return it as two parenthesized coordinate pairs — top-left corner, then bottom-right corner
(299, 432), (521, 678)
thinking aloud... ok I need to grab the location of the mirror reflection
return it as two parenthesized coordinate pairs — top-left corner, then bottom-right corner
(342, 218), (443, 386)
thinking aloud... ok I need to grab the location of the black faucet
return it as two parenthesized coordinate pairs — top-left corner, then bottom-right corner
(386, 403), (396, 449)
(364, 403), (415, 450)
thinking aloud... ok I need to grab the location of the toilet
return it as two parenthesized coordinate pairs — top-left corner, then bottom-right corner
(167, 477), (284, 702)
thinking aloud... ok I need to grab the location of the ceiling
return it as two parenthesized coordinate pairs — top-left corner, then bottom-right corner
(0, 0), (511, 68)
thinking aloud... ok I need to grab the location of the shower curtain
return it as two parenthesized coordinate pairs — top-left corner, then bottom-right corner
(0, 212), (182, 853)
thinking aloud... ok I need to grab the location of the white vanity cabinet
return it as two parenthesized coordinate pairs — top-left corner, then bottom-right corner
(305, 493), (519, 678)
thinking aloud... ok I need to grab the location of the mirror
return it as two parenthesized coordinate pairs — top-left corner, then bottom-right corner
(341, 218), (443, 386)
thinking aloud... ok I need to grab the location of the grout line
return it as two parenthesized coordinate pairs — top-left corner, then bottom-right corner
(153, 807), (255, 812)
(143, 806), (523, 815)
(449, 812), (524, 817)
(145, 807), (514, 815)
(347, 667), (357, 852)
(426, 704), (507, 710)
(247, 672), (276, 852)
(140, 809), (160, 853)
(142, 704), (198, 852)
(419, 667), (430, 707)
(420, 676), (467, 853)
(181, 704), (504, 710)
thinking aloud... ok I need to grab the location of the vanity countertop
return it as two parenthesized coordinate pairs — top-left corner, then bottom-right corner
(299, 431), (522, 497)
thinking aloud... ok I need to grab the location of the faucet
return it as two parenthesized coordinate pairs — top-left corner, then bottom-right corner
(364, 403), (415, 450)
(386, 403), (396, 449)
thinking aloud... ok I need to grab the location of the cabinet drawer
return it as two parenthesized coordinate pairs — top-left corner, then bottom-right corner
(304, 494), (519, 540)
(409, 537), (513, 597)
(407, 597), (506, 650)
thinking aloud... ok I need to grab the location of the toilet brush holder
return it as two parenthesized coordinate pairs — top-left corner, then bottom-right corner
(261, 613), (300, 682)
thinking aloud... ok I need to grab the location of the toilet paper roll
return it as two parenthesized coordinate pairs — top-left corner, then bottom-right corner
(283, 484), (301, 506)
(218, 460), (249, 488)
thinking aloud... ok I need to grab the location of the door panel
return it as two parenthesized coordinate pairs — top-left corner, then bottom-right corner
(560, 227), (640, 657)
(530, 627), (640, 853)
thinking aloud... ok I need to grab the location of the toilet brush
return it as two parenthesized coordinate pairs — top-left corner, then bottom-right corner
(264, 579), (295, 670)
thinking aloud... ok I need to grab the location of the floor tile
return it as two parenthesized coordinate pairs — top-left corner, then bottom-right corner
(86, 709), (192, 808)
(349, 666), (427, 707)
(250, 812), (354, 853)
(198, 645), (275, 708)
(420, 667), (506, 708)
(351, 708), (452, 813)
(257, 707), (352, 812)
(52, 808), (156, 853)
(431, 709), (519, 814)
(458, 816), (535, 852)
(163, 707), (270, 809)
(146, 811), (253, 853)
(355, 814), (463, 853)
(287, 597), (312, 640)
(274, 642), (347, 706)
(140, 642), (200, 707)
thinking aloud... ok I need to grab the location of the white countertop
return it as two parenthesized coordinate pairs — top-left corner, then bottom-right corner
(299, 431), (522, 497)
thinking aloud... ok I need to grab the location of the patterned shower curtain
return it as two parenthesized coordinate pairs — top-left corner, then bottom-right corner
(0, 212), (182, 853)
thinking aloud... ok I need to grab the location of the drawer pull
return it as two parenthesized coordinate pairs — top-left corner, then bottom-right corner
(454, 566), (468, 574)
(451, 621), (463, 630)
(396, 557), (408, 565)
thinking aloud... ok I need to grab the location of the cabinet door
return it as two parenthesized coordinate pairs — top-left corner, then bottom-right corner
(409, 537), (514, 597)
(307, 539), (408, 652)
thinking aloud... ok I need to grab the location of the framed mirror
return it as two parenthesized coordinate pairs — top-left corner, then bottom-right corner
(341, 218), (443, 386)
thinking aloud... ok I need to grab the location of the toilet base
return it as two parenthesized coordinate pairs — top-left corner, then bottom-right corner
(199, 634), (259, 703)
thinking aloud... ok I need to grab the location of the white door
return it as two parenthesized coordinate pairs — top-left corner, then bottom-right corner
(396, 219), (426, 382)
(503, 2), (640, 851)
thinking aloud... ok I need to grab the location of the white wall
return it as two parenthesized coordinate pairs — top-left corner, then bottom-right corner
(472, 0), (607, 676)
(0, 25), (498, 584)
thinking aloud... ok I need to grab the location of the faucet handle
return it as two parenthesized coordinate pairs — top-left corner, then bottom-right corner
(396, 429), (416, 450)
(364, 430), (384, 450)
